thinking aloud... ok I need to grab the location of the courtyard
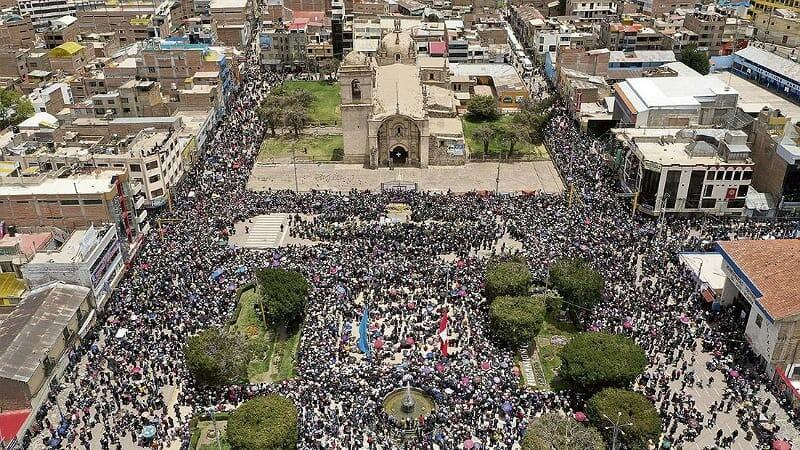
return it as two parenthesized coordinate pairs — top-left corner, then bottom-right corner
(283, 80), (341, 125)
(248, 161), (565, 193)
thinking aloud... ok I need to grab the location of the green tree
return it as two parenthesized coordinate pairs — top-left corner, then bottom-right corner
(499, 123), (529, 157)
(587, 388), (662, 450)
(467, 95), (499, 121)
(0, 88), (33, 129)
(184, 327), (253, 386)
(258, 97), (283, 136)
(523, 413), (605, 450)
(680, 43), (710, 75)
(283, 106), (310, 136)
(489, 296), (545, 347)
(548, 258), (604, 323)
(560, 332), (647, 392)
(485, 258), (532, 299)
(321, 58), (341, 80)
(256, 268), (309, 326)
(290, 88), (314, 108)
(226, 395), (298, 450)
(472, 124), (496, 156)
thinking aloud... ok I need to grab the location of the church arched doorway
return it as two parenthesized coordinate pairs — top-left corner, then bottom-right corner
(390, 146), (408, 165)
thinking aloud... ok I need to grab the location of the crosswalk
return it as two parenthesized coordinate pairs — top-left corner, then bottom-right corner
(242, 214), (289, 249)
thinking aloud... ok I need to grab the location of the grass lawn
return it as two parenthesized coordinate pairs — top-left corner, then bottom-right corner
(462, 115), (547, 158)
(259, 135), (343, 162)
(271, 326), (301, 382)
(195, 421), (231, 450)
(284, 80), (341, 125)
(535, 310), (579, 389)
(234, 289), (272, 383)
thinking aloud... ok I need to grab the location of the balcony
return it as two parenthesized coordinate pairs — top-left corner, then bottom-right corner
(130, 183), (143, 195)
(136, 209), (148, 223)
(134, 195), (146, 209)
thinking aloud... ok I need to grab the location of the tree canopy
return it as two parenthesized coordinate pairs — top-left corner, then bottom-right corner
(523, 413), (605, 450)
(485, 258), (532, 300)
(0, 89), (33, 130)
(548, 257), (604, 322)
(256, 268), (309, 326)
(471, 124), (496, 155)
(513, 96), (556, 145)
(226, 395), (298, 450)
(680, 44), (710, 75)
(257, 88), (314, 136)
(467, 95), (499, 121)
(560, 332), (647, 392)
(587, 388), (662, 450)
(184, 327), (253, 386)
(489, 296), (546, 347)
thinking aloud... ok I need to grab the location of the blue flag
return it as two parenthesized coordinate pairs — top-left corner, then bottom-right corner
(357, 306), (371, 359)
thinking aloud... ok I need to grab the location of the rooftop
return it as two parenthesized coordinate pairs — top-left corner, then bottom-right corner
(0, 282), (91, 383)
(0, 169), (124, 197)
(374, 63), (424, 119)
(28, 226), (109, 265)
(616, 76), (736, 112)
(735, 46), (800, 84)
(717, 240), (800, 321)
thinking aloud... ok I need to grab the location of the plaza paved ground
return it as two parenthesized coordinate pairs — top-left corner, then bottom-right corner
(248, 162), (564, 193)
(712, 72), (800, 117)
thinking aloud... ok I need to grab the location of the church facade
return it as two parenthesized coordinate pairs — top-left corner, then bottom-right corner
(338, 22), (465, 168)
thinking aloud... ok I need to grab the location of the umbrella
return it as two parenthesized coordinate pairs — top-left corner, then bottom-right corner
(729, 370), (740, 378)
(141, 425), (156, 439)
(405, 337), (415, 345)
(679, 315), (691, 324)
(374, 338), (384, 349)
(661, 439), (672, 449)
(481, 361), (491, 370)
(48, 438), (61, 448)
(464, 439), (475, 449)
(774, 440), (792, 450)
(421, 366), (433, 375)
(235, 266), (247, 274)
(623, 320), (633, 329)
(501, 401), (513, 413)
(435, 363), (445, 372)
(210, 268), (224, 280)
(574, 411), (587, 422)
(461, 376), (471, 385)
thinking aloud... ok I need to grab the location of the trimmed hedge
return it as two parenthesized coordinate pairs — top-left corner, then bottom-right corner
(226, 395), (298, 450)
(485, 260), (531, 300)
(559, 332), (647, 392)
(489, 296), (545, 347)
(588, 388), (662, 450)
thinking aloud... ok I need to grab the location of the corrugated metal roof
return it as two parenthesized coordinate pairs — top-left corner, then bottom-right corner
(0, 282), (90, 383)
(0, 274), (25, 299)
(735, 46), (800, 83)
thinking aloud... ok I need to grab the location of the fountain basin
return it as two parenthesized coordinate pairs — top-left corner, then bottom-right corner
(383, 387), (436, 422)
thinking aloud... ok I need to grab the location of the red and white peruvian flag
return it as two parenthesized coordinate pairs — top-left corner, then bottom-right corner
(438, 311), (449, 357)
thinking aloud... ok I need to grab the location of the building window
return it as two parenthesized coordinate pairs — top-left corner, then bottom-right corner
(148, 174), (160, 183)
(738, 185), (749, 197)
(151, 188), (164, 197)
(130, 164), (141, 172)
(60, 199), (79, 205)
(82, 199), (103, 205)
(755, 313), (763, 328)
(704, 185), (713, 197)
(706, 171), (715, 180)
(351, 79), (361, 101)
(145, 161), (159, 171)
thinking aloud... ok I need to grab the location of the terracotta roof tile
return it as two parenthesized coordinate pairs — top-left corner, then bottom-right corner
(719, 239), (800, 320)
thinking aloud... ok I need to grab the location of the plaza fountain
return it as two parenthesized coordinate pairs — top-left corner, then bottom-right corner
(383, 383), (436, 423)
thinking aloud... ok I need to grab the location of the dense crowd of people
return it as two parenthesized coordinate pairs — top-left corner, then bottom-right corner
(22, 34), (800, 450)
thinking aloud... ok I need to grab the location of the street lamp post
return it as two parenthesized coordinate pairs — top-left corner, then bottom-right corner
(292, 148), (300, 192)
(495, 151), (502, 194)
(603, 412), (633, 450)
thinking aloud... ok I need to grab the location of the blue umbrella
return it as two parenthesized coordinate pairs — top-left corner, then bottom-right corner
(501, 401), (513, 413)
(236, 266), (247, 274)
(48, 437), (61, 448)
(210, 268), (224, 280)
(141, 425), (156, 439)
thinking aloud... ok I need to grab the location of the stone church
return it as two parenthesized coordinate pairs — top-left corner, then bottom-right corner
(338, 21), (465, 168)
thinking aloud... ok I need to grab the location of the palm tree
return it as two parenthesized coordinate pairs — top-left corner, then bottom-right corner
(283, 106), (309, 136)
(472, 124), (496, 156)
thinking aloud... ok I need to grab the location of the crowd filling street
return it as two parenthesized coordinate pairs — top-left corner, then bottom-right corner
(21, 31), (800, 450)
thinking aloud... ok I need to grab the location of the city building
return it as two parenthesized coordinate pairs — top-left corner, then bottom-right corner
(616, 127), (753, 215)
(0, 10), (35, 49)
(75, 1), (174, 45)
(731, 45), (800, 103)
(613, 75), (739, 128)
(42, 15), (78, 48)
(635, 0), (694, 16)
(22, 224), (125, 306)
(749, 108), (800, 212)
(209, 0), (252, 47)
(0, 281), (93, 411)
(599, 17), (666, 51)
(0, 228), (55, 278)
(714, 240), (800, 379)
(338, 24), (466, 167)
(753, 8), (800, 45)
(565, 0), (616, 20)
(750, 0), (800, 25)
(17, 0), (76, 30)
(0, 167), (143, 240)
(606, 50), (677, 80)
(683, 9), (726, 55)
